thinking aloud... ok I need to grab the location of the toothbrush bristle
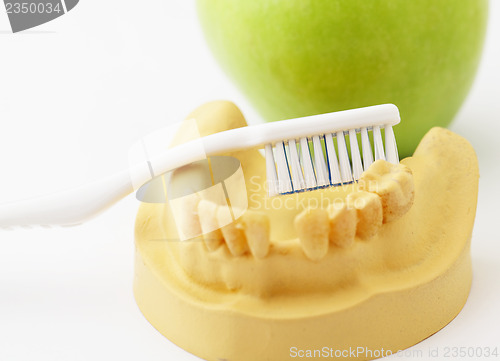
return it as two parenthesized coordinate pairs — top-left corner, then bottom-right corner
(275, 141), (293, 194)
(312, 135), (329, 187)
(324, 133), (342, 185)
(384, 125), (399, 164)
(287, 139), (305, 191)
(360, 127), (374, 170)
(336, 130), (353, 184)
(265, 144), (279, 197)
(373, 125), (385, 161)
(299, 137), (317, 189)
(265, 125), (399, 197)
(348, 129), (363, 180)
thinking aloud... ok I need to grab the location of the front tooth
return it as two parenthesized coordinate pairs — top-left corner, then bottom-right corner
(295, 208), (329, 261)
(217, 206), (248, 256)
(239, 211), (270, 259)
(346, 191), (383, 240)
(171, 193), (202, 240)
(359, 160), (415, 223)
(327, 203), (357, 248)
(197, 200), (224, 252)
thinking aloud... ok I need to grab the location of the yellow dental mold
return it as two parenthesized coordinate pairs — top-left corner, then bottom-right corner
(133, 101), (479, 361)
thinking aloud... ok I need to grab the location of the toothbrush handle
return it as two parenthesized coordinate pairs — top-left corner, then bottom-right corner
(0, 170), (135, 228)
(0, 139), (217, 228)
(0, 138), (219, 228)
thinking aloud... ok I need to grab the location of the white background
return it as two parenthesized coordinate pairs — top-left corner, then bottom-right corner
(0, 1), (499, 360)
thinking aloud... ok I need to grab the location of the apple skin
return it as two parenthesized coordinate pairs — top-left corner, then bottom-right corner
(196, 0), (488, 156)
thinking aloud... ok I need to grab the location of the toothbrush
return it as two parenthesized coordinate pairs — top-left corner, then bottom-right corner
(0, 104), (400, 229)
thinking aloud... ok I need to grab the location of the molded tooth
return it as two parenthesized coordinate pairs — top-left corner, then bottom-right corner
(216, 206), (248, 256)
(173, 193), (202, 240)
(346, 191), (383, 240)
(359, 160), (414, 223)
(327, 203), (357, 248)
(239, 211), (270, 259)
(294, 208), (329, 261)
(197, 200), (224, 251)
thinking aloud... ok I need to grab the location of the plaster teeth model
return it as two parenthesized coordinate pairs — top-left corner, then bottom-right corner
(134, 101), (479, 361)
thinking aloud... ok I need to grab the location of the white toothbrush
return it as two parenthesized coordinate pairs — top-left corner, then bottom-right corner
(0, 104), (400, 229)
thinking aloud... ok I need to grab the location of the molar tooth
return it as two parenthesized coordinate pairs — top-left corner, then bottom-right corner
(359, 160), (415, 223)
(197, 200), (224, 251)
(382, 169), (414, 222)
(327, 203), (357, 248)
(216, 206), (248, 256)
(347, 191), (383, 240)
(295, 208), (329, 261)
(239, 211), (270, 259)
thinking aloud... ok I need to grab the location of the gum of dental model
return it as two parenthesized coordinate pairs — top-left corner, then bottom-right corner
(359, 160), (415, 223)
(134, 101), (479, 361)
(294, 207), (330, 261)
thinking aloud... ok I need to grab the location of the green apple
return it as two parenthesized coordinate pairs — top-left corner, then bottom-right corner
(196, 0), (488, 156)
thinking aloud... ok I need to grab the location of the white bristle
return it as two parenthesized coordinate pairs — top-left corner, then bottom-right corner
(300, 137), (317, 189)
(373, 125), (385, 161)
(287, 139), (305, 191)
(312, 135), (329, 187)
(384, 125), (399, 164)
(324, 133), (342, 185)
(336, 131), (353, 184)
(263, 106), (400, 196)
(275, 141), (293, 194)
(360, 127), (374, 170)
(348, 129), (363, 180)
(265, 144), (279, 197)
(266, 125), (400, 196)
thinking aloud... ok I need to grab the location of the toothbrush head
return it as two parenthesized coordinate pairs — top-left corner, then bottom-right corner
(264, 107), (400, 197)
